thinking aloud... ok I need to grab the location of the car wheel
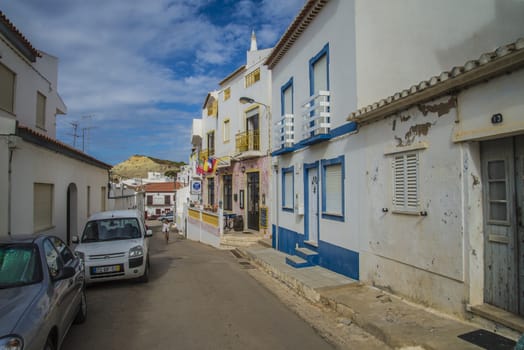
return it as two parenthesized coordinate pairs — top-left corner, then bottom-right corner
(44, 336), (55, 350)
(73, 288), (87, 324)
(137, 256), (150, 283)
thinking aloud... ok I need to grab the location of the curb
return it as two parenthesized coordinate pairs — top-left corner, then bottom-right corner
(240, 248), (323, 303)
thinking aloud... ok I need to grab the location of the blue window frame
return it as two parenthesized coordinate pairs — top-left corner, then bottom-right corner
(282, 166), (294, 212)
(309, 43), (330, 96)
(321, 155), (344, 221)
(280, 77), (294, 116)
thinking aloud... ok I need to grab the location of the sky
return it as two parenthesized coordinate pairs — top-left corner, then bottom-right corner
(1, 0), (305, 166)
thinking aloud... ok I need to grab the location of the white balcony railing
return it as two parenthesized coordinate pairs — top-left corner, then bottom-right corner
(301, 90), (330, 140)
(273, 114), (295, 150)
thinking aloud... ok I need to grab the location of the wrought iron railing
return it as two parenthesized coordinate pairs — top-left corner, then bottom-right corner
(235, 130), (260, 153)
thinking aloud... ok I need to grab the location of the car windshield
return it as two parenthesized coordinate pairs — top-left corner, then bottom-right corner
(0, 243), (42, 289)
(81, 218), (142, 242)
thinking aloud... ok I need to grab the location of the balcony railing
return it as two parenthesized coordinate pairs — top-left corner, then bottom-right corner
(235, 130), (260, 153)
(302, 90), (331, 140)
(200, 148), (214, 159)
(273, 114), (295, 150)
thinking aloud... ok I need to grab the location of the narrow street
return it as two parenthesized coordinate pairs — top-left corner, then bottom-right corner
(61, 225), (336, 350)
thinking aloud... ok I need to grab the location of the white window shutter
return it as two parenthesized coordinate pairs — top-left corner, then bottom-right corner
(325, 164), (342, 215)
(284, 171), (293, 208)
(393, 153), (419, 212)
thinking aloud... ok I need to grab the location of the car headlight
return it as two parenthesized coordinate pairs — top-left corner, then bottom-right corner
(0, 335), (23, 350)
(129, 246), (143, 258)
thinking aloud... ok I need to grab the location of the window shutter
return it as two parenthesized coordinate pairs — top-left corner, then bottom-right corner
(284, 171), (293, 208)
(325, 164), (342, 215)
(393, 153), (419, 212)
(34, 183), (53, 231)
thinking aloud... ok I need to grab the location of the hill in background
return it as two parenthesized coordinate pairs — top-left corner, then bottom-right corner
(111, 155), (185, 179)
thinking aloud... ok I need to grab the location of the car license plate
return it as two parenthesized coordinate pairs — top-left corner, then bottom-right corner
(91, 264), (122, 274)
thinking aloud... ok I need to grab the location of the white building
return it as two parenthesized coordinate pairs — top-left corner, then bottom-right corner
(268, 0), (524, 329)
(0, 12), (111, 243)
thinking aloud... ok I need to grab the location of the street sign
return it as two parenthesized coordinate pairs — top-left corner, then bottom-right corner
(191, 180), (201, 194)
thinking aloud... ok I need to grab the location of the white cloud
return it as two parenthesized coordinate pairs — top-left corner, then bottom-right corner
(2, 0), (304, 164)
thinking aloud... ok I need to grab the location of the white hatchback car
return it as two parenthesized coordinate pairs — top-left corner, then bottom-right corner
(73, 210), (153, 284)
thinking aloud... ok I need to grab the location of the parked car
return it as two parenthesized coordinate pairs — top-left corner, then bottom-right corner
(73, 209), (153, 284)
(0, 234), (86, 350)
(158, 213), (174, 222)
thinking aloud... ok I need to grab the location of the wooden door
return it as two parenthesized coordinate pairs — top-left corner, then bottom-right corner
(481, 137), (519, 314)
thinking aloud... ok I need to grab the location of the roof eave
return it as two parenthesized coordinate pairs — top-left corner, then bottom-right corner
(265, 0), (329, 69)
(348, 46), (524, 126)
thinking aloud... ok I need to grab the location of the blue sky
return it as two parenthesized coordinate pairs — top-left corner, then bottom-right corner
(2, 0), (304, 165)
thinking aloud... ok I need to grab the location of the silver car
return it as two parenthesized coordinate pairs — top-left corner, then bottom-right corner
(73, 209), (152, 284)
(0, 234), (86, 350)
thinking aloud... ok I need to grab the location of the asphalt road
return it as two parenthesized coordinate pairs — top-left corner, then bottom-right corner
(61, 227), (334, 350)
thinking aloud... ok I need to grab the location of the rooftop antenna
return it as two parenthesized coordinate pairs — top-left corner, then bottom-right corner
(68, 121), (80, 148)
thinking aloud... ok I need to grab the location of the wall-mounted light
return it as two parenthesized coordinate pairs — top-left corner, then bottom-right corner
(239, 96), (255, 104)
(241, 166), (246, 173)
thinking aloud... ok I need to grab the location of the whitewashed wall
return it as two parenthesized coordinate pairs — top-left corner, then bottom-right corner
(354, 0), (524, 108)
(9, 139), (108, 240)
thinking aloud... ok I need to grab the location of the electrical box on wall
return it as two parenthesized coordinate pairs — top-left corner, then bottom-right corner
(297, 205), (304, 215)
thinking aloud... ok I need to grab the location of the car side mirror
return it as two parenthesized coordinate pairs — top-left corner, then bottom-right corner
(145, 229), (153, 237)
(71, 235), (79, 244)
(54, 265), (76, 281)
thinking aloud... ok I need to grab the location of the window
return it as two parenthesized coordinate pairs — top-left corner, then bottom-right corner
(245, 68), (260, 87)
(36, 92), (46, 129)
(207, 178), (215, 206)
(207, 131), (215, 156)
(392, 152), (419, 213)
(223, 175), (232, 211)
(147, 195), (153, 205)
(486, 160), (509, 223)
(101, 187), (106, 211)
(223, 87), (231, 101)
(87, 186), (91, 216)
(309, 43), (329, 95)
(0, 63), (15, 113)
(165, 195), (171, 205)
(50, 237), (74, 265)
(321, 156), (344, 220)
(207, 99), (217, 117)
(281, 78), (293, 116)
(43, 239), (61, 278)
(34, 183), (53, 232)
(223, 119), (230, 142)
(282, 166), (294, 211)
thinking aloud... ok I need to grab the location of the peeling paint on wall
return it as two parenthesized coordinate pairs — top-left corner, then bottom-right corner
(417, 96), (457, 117)
(471, 174), (480, 187)
(395, 122), (433, 146)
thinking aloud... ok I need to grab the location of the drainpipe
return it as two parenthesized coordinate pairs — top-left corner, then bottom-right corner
(7, 136), (17, 236)
(274, 165), (279, 251)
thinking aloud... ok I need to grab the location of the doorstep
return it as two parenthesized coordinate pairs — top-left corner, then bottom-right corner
(469, 303), (524, 333)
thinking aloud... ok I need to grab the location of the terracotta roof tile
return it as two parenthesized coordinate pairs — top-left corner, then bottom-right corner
(144, 182), (182, 192)
(0, 11), (41, 61)
(348, 37), (524, 124)
(17, 125), (112, 169)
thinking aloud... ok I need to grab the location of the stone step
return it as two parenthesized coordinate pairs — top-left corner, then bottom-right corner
(295, 247), (319, 265)
(285, 254), (312, 268)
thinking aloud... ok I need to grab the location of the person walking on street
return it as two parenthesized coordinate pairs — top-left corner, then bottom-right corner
(162, 219), (170, 244)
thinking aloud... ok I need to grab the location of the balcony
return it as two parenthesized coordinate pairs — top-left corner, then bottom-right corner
(272, 114), (296, 156)
(301, 90), (331, 146)
(200, 148), (215, 159)
(234, 130), (263, 160)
